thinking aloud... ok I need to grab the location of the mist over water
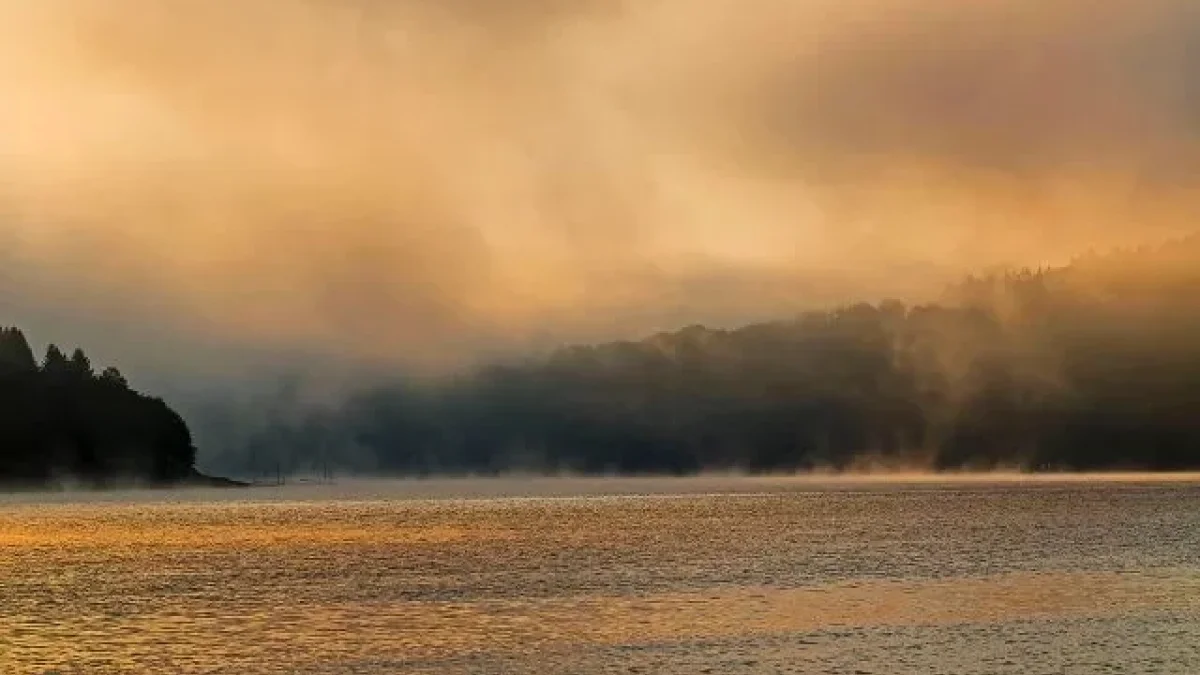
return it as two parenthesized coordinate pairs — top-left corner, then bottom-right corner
(6, 471), (1200, 506)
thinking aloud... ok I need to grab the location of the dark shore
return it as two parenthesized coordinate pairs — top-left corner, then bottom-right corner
(181, 470), (251, 488)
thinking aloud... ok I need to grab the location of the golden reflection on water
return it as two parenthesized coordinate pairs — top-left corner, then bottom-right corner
(0, 510), (503, 548)
(3, 480), (1200, 674)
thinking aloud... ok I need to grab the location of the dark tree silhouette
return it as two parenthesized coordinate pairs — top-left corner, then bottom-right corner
(0, 328), (37, 375)
(42, 344), (70, 377)
(69, 348), (94, 378)
(0, 332), (200, 487)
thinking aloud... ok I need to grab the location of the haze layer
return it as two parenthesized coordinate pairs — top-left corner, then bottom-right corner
(1, 0), (1198, 374)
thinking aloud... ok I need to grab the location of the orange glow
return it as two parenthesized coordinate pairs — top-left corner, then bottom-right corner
(0, 0), (1197, 369)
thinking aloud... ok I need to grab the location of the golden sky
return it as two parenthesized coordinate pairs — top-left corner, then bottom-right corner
(1, 0), (1198, 374)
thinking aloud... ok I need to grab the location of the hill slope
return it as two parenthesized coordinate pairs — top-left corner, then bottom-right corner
(212, 235), (1200, 475)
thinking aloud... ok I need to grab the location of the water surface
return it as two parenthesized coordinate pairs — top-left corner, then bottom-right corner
(3, 476), (1199, 673)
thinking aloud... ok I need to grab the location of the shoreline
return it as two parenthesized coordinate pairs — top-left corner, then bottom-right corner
(4, 470), (1200, 501)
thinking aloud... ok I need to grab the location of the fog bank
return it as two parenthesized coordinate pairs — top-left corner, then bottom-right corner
(2, 0), (1199, 377)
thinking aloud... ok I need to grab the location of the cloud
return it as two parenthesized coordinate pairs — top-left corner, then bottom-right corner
(0, 0), (1198, 375)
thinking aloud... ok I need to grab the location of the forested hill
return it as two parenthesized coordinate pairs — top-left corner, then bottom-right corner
(0, 329), (199, 487)
(213, 235), (1200, 476)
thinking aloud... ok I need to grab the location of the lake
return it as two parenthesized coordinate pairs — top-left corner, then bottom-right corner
(3, 475), (1200, 674)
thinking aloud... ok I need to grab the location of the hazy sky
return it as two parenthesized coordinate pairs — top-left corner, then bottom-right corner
(1, 0), (1198, 378)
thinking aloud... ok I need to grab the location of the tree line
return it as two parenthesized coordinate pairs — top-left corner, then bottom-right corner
(0, 330), (197, 486)
(216, 236), (1200, 476)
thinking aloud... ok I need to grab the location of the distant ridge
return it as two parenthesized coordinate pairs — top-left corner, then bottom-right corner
(199, 234), (1200, 476)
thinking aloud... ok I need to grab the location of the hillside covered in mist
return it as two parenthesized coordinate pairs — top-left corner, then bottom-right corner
(206, 237), (1200, 477)
(0, 330), (198, 487)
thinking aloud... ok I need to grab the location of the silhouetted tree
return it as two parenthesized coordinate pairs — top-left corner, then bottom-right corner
(0, 328), (37, 375)
(100, 367), (129, 389)
(0, 330), (199, 487)
(42, 344), (70, 377)
(69, 348), (94, 378)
